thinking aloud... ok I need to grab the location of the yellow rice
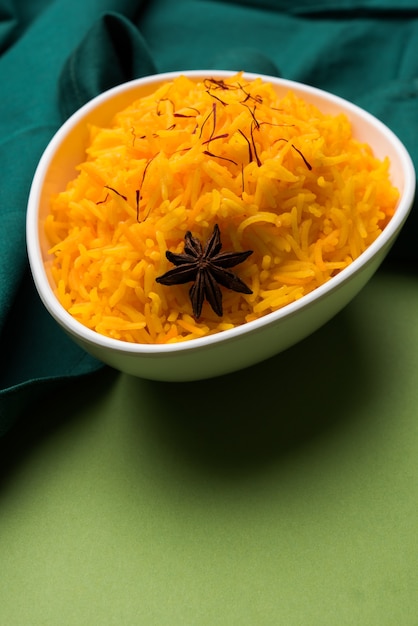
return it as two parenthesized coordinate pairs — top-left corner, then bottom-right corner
(45, 73), (399, 344)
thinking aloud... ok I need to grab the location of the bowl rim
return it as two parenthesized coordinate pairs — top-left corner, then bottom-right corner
(26, 70), (416, 356)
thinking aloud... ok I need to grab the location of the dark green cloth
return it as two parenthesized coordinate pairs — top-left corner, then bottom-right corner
(1, 0), (417, 433)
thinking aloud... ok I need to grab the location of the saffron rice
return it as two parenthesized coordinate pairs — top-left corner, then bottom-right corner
(45, 73), (399, 344)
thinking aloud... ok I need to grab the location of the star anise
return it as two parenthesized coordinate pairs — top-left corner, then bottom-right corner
(156, 224), (253, 318)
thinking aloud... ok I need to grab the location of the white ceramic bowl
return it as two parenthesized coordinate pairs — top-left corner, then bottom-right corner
(26, 70), (416, 381)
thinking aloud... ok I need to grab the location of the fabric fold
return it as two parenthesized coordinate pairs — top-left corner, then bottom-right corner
(0, 0), (17, 53)
(59, 11), (157, 119)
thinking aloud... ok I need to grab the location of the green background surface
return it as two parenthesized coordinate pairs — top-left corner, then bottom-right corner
(1, 267), (418, 625)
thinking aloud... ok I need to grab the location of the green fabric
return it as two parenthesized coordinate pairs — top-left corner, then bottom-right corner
(1, 0), (417, 432)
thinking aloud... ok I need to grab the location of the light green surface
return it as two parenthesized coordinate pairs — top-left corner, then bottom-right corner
(1, 267), (418, 625)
